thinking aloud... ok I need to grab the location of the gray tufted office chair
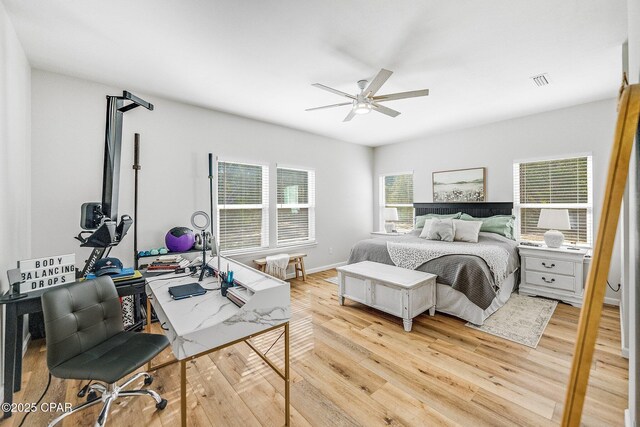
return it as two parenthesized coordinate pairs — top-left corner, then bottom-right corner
(42, 276), (170, 426)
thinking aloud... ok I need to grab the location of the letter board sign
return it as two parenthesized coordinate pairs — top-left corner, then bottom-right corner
(18, 253), (76, 293)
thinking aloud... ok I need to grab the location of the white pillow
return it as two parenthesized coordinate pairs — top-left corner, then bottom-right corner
(418, 219), (434, 238)
(425, 218), (455, 242)
(453, 219), (483, 243)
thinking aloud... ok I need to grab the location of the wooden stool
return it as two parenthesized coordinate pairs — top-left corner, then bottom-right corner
(254, 253), (307, 281)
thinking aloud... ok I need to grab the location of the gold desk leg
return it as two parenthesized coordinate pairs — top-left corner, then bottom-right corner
(146, 295), (151, 333)
(181, 359), (187, 427)
(146, 296), (152, 371)
(284, 322), (290, 426)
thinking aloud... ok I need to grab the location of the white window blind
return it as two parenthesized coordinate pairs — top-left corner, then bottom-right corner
(277, 167), (316, 245)
(514, 155), (593, 246)
(381, 173), (414, 232)
(217, 161), (269, 252)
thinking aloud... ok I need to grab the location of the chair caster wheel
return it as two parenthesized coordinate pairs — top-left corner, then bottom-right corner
(156, 399), (168, 410)
(144, 376), (153, 386)
(87, 390), (99, 402)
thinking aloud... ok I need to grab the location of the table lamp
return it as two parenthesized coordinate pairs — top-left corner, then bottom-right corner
(537, 208), (571, 248)
(384, 208), (399, 233)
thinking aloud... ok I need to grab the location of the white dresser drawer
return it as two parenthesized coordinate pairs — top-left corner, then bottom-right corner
(525, 256), (574, 276)
(525, 271), (576, 292)
(518, 245), (587, 307)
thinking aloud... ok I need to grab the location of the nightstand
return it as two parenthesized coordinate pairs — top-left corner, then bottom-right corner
(370, 231), (406, 238)
(518, 245), (588, 307)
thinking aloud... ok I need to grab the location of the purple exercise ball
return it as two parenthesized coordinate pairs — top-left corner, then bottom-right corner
(165, 227), (196, 252)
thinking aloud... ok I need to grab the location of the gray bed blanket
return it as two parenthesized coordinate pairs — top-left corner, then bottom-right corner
(347, 232), (520, 310)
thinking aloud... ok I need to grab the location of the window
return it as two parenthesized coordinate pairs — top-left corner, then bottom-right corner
(380, 173), (414, 232)
(277, 167), (315, 245)
(218, 161), (269, 252)
(514, 155), (593, 246)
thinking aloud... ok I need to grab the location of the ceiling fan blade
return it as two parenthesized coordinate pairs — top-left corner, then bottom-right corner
(311, 83), (356, 100)
(364, 69), (393, 97)
(372, 103), (401, 118)
(305, 102), (352, 111)
(343, 109), (356, 122)
(373, 89), (429, 102)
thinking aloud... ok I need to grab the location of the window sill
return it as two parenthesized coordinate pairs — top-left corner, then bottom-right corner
(277, 240), (317, 249)
(222, 241), (318, 259)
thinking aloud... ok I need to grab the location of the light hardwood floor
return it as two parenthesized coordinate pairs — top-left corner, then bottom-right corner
(5, 270), (628, 426)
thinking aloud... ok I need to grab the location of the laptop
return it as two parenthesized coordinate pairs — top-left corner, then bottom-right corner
(168, 282), (207, 300)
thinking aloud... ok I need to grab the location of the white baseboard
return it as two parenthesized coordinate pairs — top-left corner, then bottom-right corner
(621, 346), (629, 359)
(306, 261), (347, 275)
(604, 297), (621, 306)
(285, 261), (346, 279)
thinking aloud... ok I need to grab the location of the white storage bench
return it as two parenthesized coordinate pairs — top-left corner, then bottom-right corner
(336, 261), (437, 332)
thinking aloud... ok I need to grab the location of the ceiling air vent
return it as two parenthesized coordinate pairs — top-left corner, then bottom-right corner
(530, 73), (551, 87)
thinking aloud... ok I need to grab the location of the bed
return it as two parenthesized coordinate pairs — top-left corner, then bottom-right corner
(348, 202), (520, 325)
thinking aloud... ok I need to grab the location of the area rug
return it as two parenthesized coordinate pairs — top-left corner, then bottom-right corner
(324, 276), (339, 285)
(465, 293), (557, 348)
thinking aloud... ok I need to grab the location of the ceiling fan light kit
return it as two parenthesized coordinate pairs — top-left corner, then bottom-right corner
(353, 101), (372, 115)
(306, 68), (429, 121)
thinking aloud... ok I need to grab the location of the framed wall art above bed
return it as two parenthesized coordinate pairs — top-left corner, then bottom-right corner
(432, 167), (486, 202)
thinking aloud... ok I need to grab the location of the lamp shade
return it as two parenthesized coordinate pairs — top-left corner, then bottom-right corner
(537, 209), (571, 230)
(384, 207), (399, 221)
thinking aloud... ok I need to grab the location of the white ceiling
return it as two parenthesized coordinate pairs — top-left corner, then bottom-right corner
(3, 0), (628, 146)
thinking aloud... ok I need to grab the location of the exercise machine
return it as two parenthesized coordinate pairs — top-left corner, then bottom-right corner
(76, 91), (154, 277)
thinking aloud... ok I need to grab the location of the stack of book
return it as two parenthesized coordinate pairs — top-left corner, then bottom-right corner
(226, 285), (251, 308)
(147, 255), (190, 273)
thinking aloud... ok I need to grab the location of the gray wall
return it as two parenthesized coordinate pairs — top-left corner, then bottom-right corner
(30, 70), (373, 273)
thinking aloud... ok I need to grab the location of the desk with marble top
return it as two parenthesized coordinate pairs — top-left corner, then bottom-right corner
(145, 255), (291, 426)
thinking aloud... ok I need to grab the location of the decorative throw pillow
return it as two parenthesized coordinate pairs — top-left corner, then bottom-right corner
(425, 218), (455, 242)
(415, 212), (462, 228)
(452, 219), (483, 243)
(484, 215), (515, 240)
(460, 214), (515, 240)
(418, 219), (434, 238)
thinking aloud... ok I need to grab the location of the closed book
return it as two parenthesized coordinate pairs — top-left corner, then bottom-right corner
(148, 265), (178, 271)
(113, 270), (143, 282)
(149, 262), (180, 267)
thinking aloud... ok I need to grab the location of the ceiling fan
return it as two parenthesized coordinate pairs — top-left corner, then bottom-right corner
(306, 68), (429, 122)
